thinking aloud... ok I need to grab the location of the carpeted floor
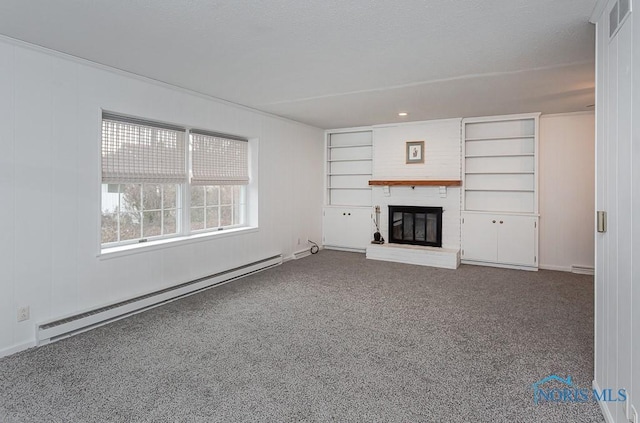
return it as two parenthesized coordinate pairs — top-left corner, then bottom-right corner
(0, 250), (603, 422)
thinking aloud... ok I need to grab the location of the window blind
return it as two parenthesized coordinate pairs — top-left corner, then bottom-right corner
(101, 116), (186, 183)
(191, 133), (249, 185)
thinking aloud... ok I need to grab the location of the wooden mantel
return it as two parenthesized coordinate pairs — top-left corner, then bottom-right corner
(368, 180), (462, 186)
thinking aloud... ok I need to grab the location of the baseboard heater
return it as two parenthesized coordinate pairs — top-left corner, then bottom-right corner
(36, 254), (283, 346)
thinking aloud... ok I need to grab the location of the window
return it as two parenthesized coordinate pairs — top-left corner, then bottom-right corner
(101, 113), (250, 248)
(190, 185), (245, 231)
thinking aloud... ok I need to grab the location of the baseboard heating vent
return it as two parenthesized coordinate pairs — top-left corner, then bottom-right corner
(571, 265), (595, 275)
(36, 254), (282, 345)
(293, 249), (311, 260)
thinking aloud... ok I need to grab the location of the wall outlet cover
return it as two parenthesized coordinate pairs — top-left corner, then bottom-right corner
(17, 306), (30, 322)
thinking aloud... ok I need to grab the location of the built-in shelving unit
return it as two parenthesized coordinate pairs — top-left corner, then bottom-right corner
(326, 131), (373, 207)
(323, 130), (374, 252)
(463, 115), (539, 213)
(461, 113), (540, 270)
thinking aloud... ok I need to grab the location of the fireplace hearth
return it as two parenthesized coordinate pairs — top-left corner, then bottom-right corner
(388, 206), (443, 247)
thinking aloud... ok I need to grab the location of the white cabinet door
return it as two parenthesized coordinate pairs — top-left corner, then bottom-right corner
(497, 215), (537, 266)
(461, 213), (498, 262)
(323, 207), (372, 250)
(462, 212), (537, 268)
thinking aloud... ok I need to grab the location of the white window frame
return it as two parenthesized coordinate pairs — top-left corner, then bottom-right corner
(99, 112), (256, 258)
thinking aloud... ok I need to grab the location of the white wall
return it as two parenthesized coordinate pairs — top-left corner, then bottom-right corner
(0, 37), (324, 356)
(372, 119), (462, 249)
(538, 112), (595, 272)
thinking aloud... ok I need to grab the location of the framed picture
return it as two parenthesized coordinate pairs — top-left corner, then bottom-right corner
(406, 141), (425, 164)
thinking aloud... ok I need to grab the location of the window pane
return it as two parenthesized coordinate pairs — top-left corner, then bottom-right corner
(163, 184), (177, 208)
(121, 184), (142, 212)
(164, 210), (177, 234)
(206, 207), (219, 229)
(101, 211), (118, 243)
(191, 208), (205, 231)
(220, 205), (233, 226)
(143, 211), (162, 237)
(120, 212), (141, 241)
(220, 185), (233, 204)
(206, 185), (219, 206)
(191, 186), (205, 207)
(142, 184), (162, 210)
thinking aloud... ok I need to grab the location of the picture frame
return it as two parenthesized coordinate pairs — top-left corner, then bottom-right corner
(406, 141), (425, 164)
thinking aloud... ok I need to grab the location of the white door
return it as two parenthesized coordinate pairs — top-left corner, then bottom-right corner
(497, 215), (537, 266)
(461, 213), (498, 262)
(595, 5), (635, 420)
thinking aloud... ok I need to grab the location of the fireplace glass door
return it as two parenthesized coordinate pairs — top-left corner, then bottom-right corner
(389, 206), (442, 247)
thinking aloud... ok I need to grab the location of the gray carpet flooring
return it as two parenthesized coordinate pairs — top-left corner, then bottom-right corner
(0, 250), (603, 422)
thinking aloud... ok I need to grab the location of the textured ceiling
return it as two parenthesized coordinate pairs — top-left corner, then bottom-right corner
(0, 0), (596, 129)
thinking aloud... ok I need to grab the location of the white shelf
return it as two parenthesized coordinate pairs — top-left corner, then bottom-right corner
(327, 187), (372, 190)
(327, 173), (372, 176)
(465, 135), (534, 141)
(465, 153), (535, 158)
(328, 158), (372, 163)
(465, 171), (534, 175)
(465, 189), (535, 192)
(328, 144), (373, 149)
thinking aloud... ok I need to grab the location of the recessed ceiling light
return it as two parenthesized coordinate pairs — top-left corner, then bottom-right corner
(398, 112), (409, 117)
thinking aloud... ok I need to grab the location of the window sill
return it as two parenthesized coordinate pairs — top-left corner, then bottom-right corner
(98, 226), (259, 260)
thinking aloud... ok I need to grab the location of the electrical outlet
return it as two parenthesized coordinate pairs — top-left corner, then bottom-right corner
(17, 306), (30, 322)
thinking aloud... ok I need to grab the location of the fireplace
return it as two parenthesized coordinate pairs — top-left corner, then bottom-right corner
(388, 206), (443, 247)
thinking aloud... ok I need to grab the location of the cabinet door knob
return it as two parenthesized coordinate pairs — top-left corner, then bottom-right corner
(492, 220), (496, 223)
(500, 220), (504, 224)
(348, 213), (351, 216)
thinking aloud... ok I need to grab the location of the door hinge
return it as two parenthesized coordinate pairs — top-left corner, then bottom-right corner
(462, 249), (464, 257)
(534, 255), (537, 263)
(534, 221), (537, 228)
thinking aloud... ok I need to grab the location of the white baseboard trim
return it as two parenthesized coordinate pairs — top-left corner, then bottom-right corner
(324, 246), (366, 253)
(539, 264), (595, 275)
(461, 260), (537, 272)
(539, 264), (572, 272)
(0, 341), (36, 359)
(593, 380), (615, 423)
(571, 265), (595, 275)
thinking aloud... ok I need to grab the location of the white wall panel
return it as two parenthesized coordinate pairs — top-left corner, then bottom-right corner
(13, 48), (54, 343)
(0, 37), (323, 354)
(538, 112), (595, 271)
(0, 42), (15, 350)
(50, 55), (80, 317)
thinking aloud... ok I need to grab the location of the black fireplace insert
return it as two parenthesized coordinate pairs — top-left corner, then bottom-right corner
(388, 206), (443, 247)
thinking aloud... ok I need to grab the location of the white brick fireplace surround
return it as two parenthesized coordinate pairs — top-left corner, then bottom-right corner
(365, 119), (462, 269)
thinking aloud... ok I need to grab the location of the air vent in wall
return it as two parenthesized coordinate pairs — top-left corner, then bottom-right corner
(610, 2), (619, 36)
(610, 0), (632, 38)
